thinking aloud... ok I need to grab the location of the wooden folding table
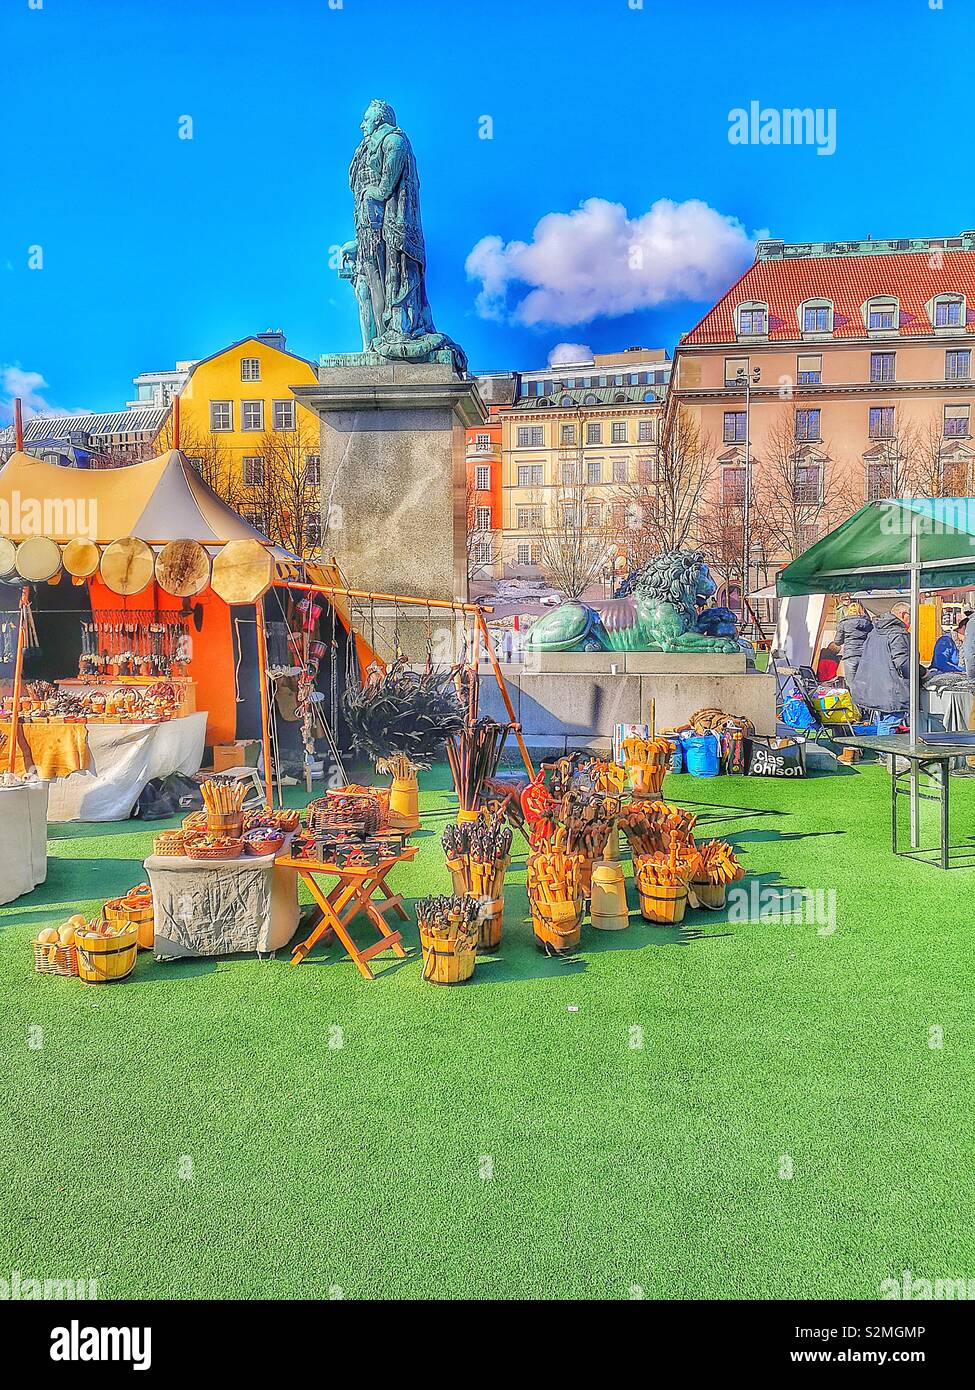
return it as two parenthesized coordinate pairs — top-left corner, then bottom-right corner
(280, 846), (417, 979)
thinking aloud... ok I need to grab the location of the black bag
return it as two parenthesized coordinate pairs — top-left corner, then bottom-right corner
(132, 779), (177, 820)
(158, 772), (204, 809)
(746, 736), (806, 778)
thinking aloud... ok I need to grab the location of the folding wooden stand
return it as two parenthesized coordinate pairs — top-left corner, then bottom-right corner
(281, 847), (417, 979)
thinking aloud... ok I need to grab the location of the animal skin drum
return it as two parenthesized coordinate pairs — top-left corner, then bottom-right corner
(0, 537), (17, 577)
(155, 539), (211, 597)
(62, 537), (101, 579)
(100, 538), (155, 596)
(210, 539), (274, 604)
(15, 536), (62, 582)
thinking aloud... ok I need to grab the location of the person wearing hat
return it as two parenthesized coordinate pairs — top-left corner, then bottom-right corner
(931, 617), (968, 673)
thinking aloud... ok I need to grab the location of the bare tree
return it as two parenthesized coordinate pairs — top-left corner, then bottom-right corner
(253, 419), (323, 556)
(756, 405), (855, 561)
(153, 417), (243, 510)
(466, 476), (501, 582)
(535, 476), (611, 599)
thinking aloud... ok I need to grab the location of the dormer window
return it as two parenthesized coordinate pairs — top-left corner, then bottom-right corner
(737, 302), (768, 336)
(800, 300), (833, 335)
(866, 298), (898, 332)
(934, 295), (965, 329)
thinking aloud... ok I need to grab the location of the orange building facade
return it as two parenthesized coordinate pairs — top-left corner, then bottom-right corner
(671, 233), (975, 602)
(466, 416), (503, 580)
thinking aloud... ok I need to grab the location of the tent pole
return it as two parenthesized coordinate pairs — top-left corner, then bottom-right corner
(6, 585), (30, 774)
(474, 610), (534, 780)
(910, 517), (920, 849)
(254, 597), (273, 809)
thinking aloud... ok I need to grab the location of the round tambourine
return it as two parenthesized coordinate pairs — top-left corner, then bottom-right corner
(15, 536), (62, 583)
(62, 538), (101, 579)
(100, 538), (155, 596)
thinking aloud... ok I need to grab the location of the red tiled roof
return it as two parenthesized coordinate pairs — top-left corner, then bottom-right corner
(681, 250), (975, 345)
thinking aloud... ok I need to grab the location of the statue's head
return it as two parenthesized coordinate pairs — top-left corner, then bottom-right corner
(630, 549), (716, 621)
(361, 99), (396, 136)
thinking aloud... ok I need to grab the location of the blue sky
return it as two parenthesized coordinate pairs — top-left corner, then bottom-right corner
(1, 0), (971, 417)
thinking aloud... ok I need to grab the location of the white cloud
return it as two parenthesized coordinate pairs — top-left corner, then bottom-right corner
(0, 364), (86, 423)
(466, 196), (761, 327)
(548, 342), (593, 367)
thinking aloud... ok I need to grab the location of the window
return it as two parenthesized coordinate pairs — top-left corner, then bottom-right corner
(637, 457), (655, 485)
(867, 461), (894, 500)
(724, 410), (747, 443)
(210, 400), (233, 431)
(725, 356), (749, 386)
(586, 460), (602, 484)
(474, 432), (491, 451)
(584, 394), (598, 406)
(795, 408), (821, 441)
(586, 422), (602, 445)
(637, 420), (654, 442)
(243, 511), (262, 529)
(738, 304), (768, 335)
(935, 296), (964, 328)
(517, 464), (543, 487)
(869, 406), (895, 439)
(585, 503), (602, 527)
(475, 506), (492, 530)
(867, 299), (897, 331)
(944, 404), (970, 437)
(794, 463), (822, 504)
(797, 354), (822, 385)
(473, 541), (492, 566)
(798, 524), (820, 550)
(516, 506), (542, 529)
(185, 456), (203, 474)
(722, 466), (746, 506)
(516, 543), (540, 566)
(474, 465), (491, 491)
(802, 303), (832, 333)
(943, 459), (970, 495)
(304, 454), (321, 485)
(870, 352), (896, 384)
(243, 456), (265, 488)
(241, 400), (264, 431)
(561, 462), (580, 485)
(272, 399), (295, 431)
(946, 349), (972, 380)
(560, 425), (576, 445)
(612, 458), (628, 483)
(611, 422), (627, 443)
(304, 511), (322, 547)
(240, 358), (261, 382)
(517, 425), (544, 447)
(559, 502), (579, 527)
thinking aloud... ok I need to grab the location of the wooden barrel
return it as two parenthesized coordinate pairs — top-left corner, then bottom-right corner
(61, 537), (101, 578)
(529, 897), (582, 956)
(155, 539), (211, 596)
(637, 882), (688, 925)
(419, 928), (476, 985)
(476, 896), (504, 952)
(690, 881), (726, 911)
(100, 538), (154, 595)
(15, 536), (61, 582)
(210, 539), (274, 604)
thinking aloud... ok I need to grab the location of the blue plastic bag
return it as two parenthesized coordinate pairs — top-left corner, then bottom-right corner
(681, 732), (721, 777)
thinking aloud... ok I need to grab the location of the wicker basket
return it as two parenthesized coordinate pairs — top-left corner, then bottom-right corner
(419, 927), (477, 984)
(75, 925), (138, 983)
(182, 810), (208, 831)
(529, 897), (583, 956)
(184, 835), (244, 861)
(153, 831), (186, 857)
(243, 831), (285, 857)
(33, 940), (79, 976)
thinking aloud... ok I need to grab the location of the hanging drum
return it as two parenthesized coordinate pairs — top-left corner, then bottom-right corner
(62, 537), (101, 579)
(100, 537), (155, 596)
(155, 539), (211, 597)
(210, 539), (274, 605)
(0, 537), (17, 578)
(15, 536), (62, 582)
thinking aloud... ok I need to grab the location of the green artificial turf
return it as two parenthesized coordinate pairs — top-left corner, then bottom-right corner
(2, 759), (974, 1300)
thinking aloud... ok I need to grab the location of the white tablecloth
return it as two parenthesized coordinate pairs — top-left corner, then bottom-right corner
(144, 848), (299, 959)
(0, 782), (49, 903)
(45, 713), (207, 822)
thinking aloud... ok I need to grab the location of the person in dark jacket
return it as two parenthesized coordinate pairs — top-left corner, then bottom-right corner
(850, 604), (911, 731)
(834, 602), (873, 689)
(931, 618), (967, 674)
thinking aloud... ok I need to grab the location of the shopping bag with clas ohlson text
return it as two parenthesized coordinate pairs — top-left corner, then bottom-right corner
(746, 736), (806, 778)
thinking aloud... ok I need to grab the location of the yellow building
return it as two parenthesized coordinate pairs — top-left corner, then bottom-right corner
(478, 348), (671, 577)
(165, 331), (323, 548)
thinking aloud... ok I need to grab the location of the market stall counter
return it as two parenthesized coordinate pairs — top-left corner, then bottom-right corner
(0, 777), (48, 904)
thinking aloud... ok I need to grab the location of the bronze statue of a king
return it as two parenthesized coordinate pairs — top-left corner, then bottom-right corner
(339, 99), (467, 374)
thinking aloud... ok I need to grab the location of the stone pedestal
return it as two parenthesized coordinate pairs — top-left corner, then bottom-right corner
(293, 362), (485, 660)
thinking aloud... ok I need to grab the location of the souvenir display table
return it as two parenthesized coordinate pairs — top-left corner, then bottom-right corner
(144, 838), (299, 960)
(0, 779), (49, 904)
(58, 676), (197, 717)
(282, 844), (417, 980)
(44, 712), (207, 822)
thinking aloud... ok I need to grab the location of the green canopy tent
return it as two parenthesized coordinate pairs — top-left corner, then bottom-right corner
(777, 497), (975, 851)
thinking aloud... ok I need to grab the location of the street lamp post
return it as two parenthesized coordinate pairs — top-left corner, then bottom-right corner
(737, 366), (762, 631)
